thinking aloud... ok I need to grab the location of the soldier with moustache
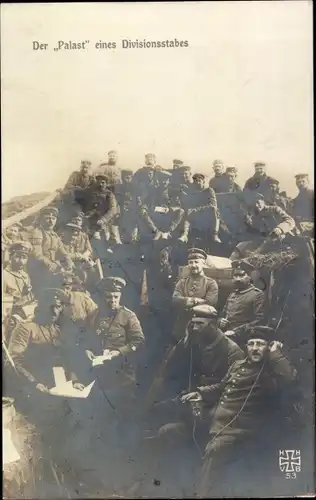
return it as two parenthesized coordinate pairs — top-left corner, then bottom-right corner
(95, 150), (122, 189)
(197, 326), (297, 497)
(218, 260), (265, 346)
(172, 248), (219, 342)
(265, 179), (291, 211)
(224, 167), (242, 193)
(292, 173), (314, 222)
(209, 159), (228, 193)
(63, 160), (94, 192)
(243, 162), (279, 198)
(28, 206), (74, 293)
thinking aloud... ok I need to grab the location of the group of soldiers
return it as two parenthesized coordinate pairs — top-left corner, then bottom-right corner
(2, 150), (314, 497)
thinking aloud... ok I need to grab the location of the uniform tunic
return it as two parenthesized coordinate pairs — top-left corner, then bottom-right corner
(245, 205), (295, 236)
(209, 175), (229, 194)
(172, 274), (219, 341)
(77, 187), (118, 235)
(220, 284), (265, 336)
(292, 189), (314, 221)
(181, 186), (218, 232)
(243, 174), (279, 196)
(29, 226), (73, 273)
(85, 305), (145, 389)
(198, 351), (297, 497)
(94, 163), (122, 187)
(64, 291), (97, 323)
(64, 171), (94, 191)
(2, 266), (33, 305)
(60, 229), (93, 261)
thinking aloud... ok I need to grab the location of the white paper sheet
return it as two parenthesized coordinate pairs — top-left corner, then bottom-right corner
(3, 428), (20, 467)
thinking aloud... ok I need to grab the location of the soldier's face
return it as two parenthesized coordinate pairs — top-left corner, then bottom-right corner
(81, 164), (90, 175)
(105, 291), (121, 309)
(62, 283), (72, 297)
(255, 199), (265, 212)
(232, 270), (251, 289)
(98, 179), (107, 191)
(183, 170), (191, 184)
(11, 252), (28, 270)
(254, 166), (265, 177)
(123, 174), (133, 184)
(193, 177), (205, 189)
(188, 318), (210, 343)
(43, 213), (57, 228)
(296, 178), (309, 190)
(108, 153), (117, 165)
(7, 226), (20, 240)
(145, 156), (155, 167)
(188, 258), (205, 275)
(226, 173), (236, 183)
(246, 339), (269, 363)
(270, 183), (279, 194)
(213, 164), (224, 175)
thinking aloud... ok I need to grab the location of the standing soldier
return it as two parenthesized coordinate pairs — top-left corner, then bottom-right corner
(243, 162), (279, 198)
(266, 179), (291, 211)
(28, 206), (74, 292)
(217, 260), (265, 346)
(172, 248), (219, 342)
(292, 173), (314, 221)
(224, 167), (242, 193)
(166, 158), (184, 174)
(96, 150), (122, 189)
(183, 173), (221, 248)
(63, 160), (94, 192)
(209, 160), (228, 193)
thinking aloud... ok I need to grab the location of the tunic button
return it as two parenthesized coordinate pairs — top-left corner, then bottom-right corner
(220, 401), (224, 405)
(232, 379), (236, 383)
(224, 395), (227, 399)
(241, 368), (245, 372)
(237, 374), (240, 377)
(227, 389), (231, 392)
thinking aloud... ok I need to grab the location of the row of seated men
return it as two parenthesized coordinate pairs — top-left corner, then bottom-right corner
(2, 229), (299, 496)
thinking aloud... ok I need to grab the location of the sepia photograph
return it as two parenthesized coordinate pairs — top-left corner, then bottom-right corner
(1, 1), (314, 498)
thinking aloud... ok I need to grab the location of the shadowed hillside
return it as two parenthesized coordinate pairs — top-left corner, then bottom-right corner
(2, 192), (51, 220)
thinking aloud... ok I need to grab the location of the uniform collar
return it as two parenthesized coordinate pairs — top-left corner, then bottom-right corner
(233, 284), (254, 295)
(5, 265), (27, 278)
(189, 271), (205, 279)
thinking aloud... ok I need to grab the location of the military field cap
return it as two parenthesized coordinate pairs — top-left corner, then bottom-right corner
(226, 166), (237, 173)
(177, 165), (191, 174)
(173, 159), (184, 165)
(213, 159), (224, 166)
(95, 174), (108, 181)
(254, 193), (265, 201)
(81, 160), (91, 166)
(188, 248), (208, 261)
(41, 205), (59, 216)
(66, 222), (82, 230)
(97, 276), (127, 293)
(145, 153), (156, 159)
(191, 304), (218, 318)
(247, 325), (274, 342)
(295, 173), (309, 179)
(9, 222), (23, 229)
(9, 241), (32, 255)
(108, 150), (117, 155)
(62, 276), (73, 286)
(39, 288), (69, 304)
(192, 173), (205, 181)
(254, 162), (266, 168)
(231, 259), (255, 275)
(121, 169), (134, 177)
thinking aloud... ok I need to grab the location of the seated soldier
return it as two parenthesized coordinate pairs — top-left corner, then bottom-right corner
(63, 160), (94, 192)
(60, 213), (96, 274)
(218, 260), (265, 346)
(115, 169), (140, 243)
(172, 248), (218, 342)
(197, 326), (297, 497)
(224, 167), (242, 193)
(244, 193), (296, 242)
(2, 223), (25, 267)
(243, 162), (279, 198)
(209, 160), (228, 193)
(28, 206), (74, 293)
(265, 179), (291, 211)
(61, 275), (97, 325)
(95, 150), (122, 189)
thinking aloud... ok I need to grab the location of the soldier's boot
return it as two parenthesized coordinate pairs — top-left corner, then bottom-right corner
(212, 218), (222, 243)
(110, 224), (122, 244)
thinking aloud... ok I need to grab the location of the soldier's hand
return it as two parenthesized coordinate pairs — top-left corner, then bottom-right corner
(73, 382), (85, 391)
(180, 392), (202, 403)
(269, 341), (283, 352)
(218, 318), (229, 329)
(270, 227), (283, 239)
(108, 350), (120, 360)
(178, 234), (188, 243)
(161, 232), (171, 240)
(36, 383), (50, 393)
(96, 219), (104, 227)
(85, 350), (95, 361)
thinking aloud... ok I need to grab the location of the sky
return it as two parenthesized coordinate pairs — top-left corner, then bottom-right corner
(1, 1), (313, 202)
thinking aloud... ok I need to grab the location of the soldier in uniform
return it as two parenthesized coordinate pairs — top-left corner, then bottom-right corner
(63, 160), (94, 192)
(96, 150), (122, 188)
(292, 173), (314, 222)
(2, 222), (25, 267)
(218, 260), (265, 345)
(182, 173), (221, 248)
(244, 193), (296, 241)
(224, 167), (242, 193)
(61, 275), (97, 325)
(28, 206), (74, 293)
(76, 174), (119, 243)
(172, 248), (219, 342)
(209, 160), (228, 193)
(243, 162), (279, 198)
(3, 241), (34, 309)
(115, 169), (140, 243)
(197, 326), (297, 497)
(7, 288), (81, 463)
(266, 179), (291, 211)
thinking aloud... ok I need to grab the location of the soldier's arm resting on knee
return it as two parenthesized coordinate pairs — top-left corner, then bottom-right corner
(8, 323), (38, 385)
(30, 231), (61, 272)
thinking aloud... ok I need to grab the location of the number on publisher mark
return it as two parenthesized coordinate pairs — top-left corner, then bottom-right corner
(279, 450), (301, 479)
